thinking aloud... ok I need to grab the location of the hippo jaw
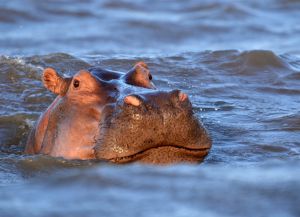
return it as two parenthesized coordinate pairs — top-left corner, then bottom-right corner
(94, 90), (212, 164)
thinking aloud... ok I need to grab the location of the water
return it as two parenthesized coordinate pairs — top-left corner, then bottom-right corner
(0, 0), (300, 216)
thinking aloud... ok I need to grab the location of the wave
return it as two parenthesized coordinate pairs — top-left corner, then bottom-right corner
(1, 0), (300, 55)
(0, 7), (39, 23)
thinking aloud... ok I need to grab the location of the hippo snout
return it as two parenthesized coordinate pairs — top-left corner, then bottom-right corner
(94, 90), (212, 164)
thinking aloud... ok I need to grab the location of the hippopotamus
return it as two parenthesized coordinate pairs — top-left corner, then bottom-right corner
(24, 62), (212, 164)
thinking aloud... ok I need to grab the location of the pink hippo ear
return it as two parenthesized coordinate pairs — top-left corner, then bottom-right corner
(42, 68), (71, 96)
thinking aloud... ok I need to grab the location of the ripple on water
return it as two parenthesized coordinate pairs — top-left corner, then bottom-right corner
(1, 162), (300, 217)
(0, 8), (39, 23)
(261, 113), (300, 131)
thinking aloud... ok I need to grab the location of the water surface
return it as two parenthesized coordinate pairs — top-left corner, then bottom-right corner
(0, 0), (300, 217)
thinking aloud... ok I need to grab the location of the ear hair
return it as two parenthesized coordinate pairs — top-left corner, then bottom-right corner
(42, 68), (71, 96)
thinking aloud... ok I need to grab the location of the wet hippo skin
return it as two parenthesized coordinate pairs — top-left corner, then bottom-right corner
(24, 62), (212, 164)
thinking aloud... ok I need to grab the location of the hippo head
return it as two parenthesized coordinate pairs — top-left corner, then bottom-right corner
(25, 62), (211, 164)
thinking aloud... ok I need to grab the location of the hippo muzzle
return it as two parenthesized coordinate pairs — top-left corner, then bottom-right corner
(95, 89), (212, 164)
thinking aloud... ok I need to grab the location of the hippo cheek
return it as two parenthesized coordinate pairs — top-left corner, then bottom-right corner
(94, 91), (212, 164)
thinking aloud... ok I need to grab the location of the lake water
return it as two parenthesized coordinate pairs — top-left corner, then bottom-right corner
(0, 0), (300, 216)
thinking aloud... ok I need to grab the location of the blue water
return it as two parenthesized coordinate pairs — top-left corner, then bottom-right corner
(0, 1), (300, 217)
(1, 0), (300, 56)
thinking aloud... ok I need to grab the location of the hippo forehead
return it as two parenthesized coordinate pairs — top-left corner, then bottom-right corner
(89, 67), (122, 82)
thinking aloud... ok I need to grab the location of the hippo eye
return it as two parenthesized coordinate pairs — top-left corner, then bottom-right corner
(149, 74), (152, 80)
(73, 79), (80, 88)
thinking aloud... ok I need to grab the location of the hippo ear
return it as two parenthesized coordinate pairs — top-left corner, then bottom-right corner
(124, 61), (156, 89)
(42, 68), (71, 96)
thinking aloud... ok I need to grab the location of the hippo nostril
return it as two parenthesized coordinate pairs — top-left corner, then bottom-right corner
(170, 90), (188, 102)
(179, 91), (188, 102)
(124, 95), (141, 107)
